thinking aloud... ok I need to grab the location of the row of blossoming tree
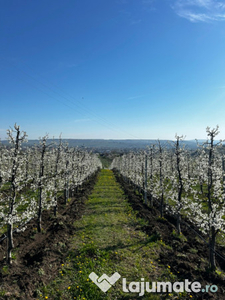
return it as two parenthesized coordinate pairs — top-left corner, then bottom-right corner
(0, 124), (102, 264)
(110, 126), (225, 271)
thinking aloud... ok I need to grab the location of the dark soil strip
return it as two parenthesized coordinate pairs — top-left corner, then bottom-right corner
(0, 171), (99, 300)
(113, 170), (225, 300)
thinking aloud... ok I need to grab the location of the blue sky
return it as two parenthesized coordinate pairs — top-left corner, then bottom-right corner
(1, 0), (225, 140)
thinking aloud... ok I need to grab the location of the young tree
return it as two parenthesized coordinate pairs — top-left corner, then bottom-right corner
(4, 124), (27, 264)
(52, 137), (63, 216)
(147, 145), (155, 207)
(154, 140), (168, 217)
(33, 135), (54, 232)
(199, 126), (225, 271)
(186, 126), (225, 271)
(168, 135), (192, 234)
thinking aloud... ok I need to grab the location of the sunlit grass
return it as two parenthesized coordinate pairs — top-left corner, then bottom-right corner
(37, 169), (190, 299)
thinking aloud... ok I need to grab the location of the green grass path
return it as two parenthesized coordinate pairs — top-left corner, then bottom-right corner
(39, 170), (176, 300)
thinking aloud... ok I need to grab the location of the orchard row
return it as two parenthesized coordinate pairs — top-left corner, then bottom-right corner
(111, 126), (225, 271)
(0, 124), (102, 264)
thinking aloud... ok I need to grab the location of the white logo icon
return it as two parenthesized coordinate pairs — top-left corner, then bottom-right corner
(89, 272), (121, 292)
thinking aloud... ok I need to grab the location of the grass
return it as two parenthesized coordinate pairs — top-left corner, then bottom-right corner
(98, 155), (113, 169)
(37, 169), (190, 300)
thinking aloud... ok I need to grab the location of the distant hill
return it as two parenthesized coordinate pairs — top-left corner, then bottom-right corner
(0, 139), (201, 151)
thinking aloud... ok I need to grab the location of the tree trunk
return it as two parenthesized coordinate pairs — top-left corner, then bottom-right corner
(144, 155), (147, 205)
(209, 226), (216, 271)
(37, 187), (42, 232)
(160, 191), (164, 218)
(54, 200), (57, 217)
(176, 213), (181, 234)
(6, 223), (13, 264)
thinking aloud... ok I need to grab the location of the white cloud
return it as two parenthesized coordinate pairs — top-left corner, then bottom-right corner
(172, 0), (225, 22)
